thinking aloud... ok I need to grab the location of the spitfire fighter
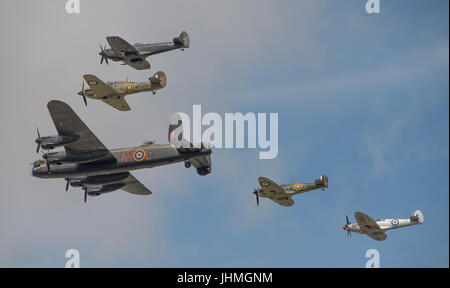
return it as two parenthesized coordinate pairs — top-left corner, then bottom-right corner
(252, 175), (328, 207)
(78, 71), (166, 111)
(98, 31), (190, 70)
(343, 210), (424, 241)
(32, 100), (212, 202)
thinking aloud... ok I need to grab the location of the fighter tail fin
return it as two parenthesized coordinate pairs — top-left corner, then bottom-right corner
(410, 209), (424, 224)
(149, 71), (167, 89)
(314, 174), (328, 188)
(173, 31), (190, 48)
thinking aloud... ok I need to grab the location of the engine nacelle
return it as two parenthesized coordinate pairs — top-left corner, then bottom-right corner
(36, 135), (79, 150)
(197, 166), (211, 176)
(84, 183), (125, 196)
(43, 150), (109, 164)
(69, 172), (130, 187)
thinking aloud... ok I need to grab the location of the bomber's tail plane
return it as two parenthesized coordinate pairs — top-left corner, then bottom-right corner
(167, 114), (212, 176)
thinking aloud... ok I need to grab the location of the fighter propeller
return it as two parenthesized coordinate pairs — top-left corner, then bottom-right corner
(253, 189), (260, 207)
(77, 82), (87, 106)
(99, 44), (109, 65)
(343, 215), (352, 237)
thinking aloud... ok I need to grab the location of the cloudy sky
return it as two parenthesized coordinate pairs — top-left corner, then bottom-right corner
(0, 0), (448, 267)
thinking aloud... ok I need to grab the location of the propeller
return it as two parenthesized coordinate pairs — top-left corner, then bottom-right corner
(35, 127), (41, 153)
(65, 179), (70, 192)
(344, 215), (351, 237)
(78, 82), (87, 106)
(253, 189), (259, 207)
(83, 187), (88, 203)
(99, 44), (109, 65)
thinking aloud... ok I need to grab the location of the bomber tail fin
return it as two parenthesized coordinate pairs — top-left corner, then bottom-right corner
(173, 31), (190, 48)
(410, 209), (424, 224)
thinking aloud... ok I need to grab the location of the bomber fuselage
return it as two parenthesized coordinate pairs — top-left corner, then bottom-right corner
(32, 144), (210, 179)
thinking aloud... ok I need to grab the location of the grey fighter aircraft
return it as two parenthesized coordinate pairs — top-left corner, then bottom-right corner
(32, 100), (212, 202)
(343, 210), (424, 241)
(98, 31), (190, 70)
(252, 175), (329, 207)
(78, 71), (166, 111)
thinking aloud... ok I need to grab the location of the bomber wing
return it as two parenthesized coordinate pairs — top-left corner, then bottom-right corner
(121, 173), (152, 195)
(47, 100), (116, 163)
(83, 74), (131, 111)
(106, 36), (150, 70)
(258, 177), (294, 207)
(354, 212), (387, 241)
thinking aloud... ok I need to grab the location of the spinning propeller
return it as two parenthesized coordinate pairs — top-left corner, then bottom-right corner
(343, 215), (352, 237)
(35, 127), (41, 153)
(99, 44), (109, 65)
(78, 82), (87, 106)
(253, 189), (259, 207)
(82, 187), (88, 203)
(35, 128), (50, 173)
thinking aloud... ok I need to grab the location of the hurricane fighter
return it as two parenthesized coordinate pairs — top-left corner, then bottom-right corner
(32, 100), (212, 202)
(78, 71), (166, 111)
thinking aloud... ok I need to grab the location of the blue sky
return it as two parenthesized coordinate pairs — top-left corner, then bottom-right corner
(0, 0), (448, 267)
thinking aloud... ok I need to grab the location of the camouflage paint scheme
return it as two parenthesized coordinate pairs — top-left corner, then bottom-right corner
(254, 175), (329, 207)
(32, 100), (212, 202)
(79, 71), (166, 111)
(99, 31), (190, 70)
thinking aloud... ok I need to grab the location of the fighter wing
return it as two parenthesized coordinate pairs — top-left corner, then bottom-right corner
(100, 97), (131, 111)
(106, 36), (150, 70)
(354, 212), (387, 241)
(83, 74), (118, 99)
(122, 58), (151, 70)
(83, 75), (131, 111)
(258, 177), (294, 207)
(121, 173), (152, 195)
(47, 100), (116, 162)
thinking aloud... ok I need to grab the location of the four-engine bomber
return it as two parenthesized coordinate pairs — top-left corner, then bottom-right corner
(32, 100), (212, 202)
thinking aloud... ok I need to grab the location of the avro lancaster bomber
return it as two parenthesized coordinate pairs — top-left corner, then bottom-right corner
(32, 100), (212, 202)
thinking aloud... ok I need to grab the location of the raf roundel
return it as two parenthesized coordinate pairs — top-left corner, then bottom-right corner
(391, 219), (399, 226)
(293, 183), (303, 191)
(126, 83), (134, 92)
(261, 181), (271, 187)
(132, 149), (146, 162)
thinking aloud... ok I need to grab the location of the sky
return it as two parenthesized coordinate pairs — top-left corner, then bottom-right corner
(0, 0), (448, 267)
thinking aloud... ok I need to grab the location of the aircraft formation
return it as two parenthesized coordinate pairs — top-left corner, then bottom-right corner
(31, 31), (423, 241)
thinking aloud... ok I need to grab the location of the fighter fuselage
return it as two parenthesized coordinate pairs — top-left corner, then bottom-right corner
(345, 218), (419, 234)
(102, 42), (184, 62)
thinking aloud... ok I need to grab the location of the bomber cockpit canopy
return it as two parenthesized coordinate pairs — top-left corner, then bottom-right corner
(141, 140), (156, 146)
